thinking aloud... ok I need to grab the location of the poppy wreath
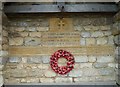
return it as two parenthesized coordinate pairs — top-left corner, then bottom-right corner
(50, 50), (75, 75)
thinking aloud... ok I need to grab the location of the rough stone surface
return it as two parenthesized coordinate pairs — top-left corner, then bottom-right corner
(80, 63), (92, 68)
(9, 57), (21, 63)
(97, 56), (114, 63)
(26, 27), (36, 32)
(24, 37), (41, 46)
(44, 70), (56, 77)
(86, 38), (96, 45)
(55, 77), (72, 83)
(40, 78), (54, 83)
(29, 32), (41, 37)
(75, 56), (88, 63)
(9, 37), (23, 45)
(81, 32), (90, 37)
(91, 31), (104, 37)
(36, 27), (49, 31)
(98, 68), (114, 75)
(84, 26), (99, 31)
(27, 57), (42, 64)
(74, 26), (84, 31)
(74, 77), (95, 82)
(80, 38), (86, 45)
(93, 63), (108, 68)
(41, 56), (50, 64)
(69, 70), (82, 77)
(97, 37), (108, 45)
(88, 56), (96, 62)
(100, 25), (111, 30)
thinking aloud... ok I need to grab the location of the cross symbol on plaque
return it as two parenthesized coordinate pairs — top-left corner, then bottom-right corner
(58, 19), (65, 30)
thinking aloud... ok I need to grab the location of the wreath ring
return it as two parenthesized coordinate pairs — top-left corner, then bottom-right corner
(50, 50), (75, 75)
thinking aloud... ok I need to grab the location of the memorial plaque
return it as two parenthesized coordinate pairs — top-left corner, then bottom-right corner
(41, 18), (80, 46)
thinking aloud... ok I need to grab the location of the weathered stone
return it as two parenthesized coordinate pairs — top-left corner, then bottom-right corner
(114, 35), (120, 45)
(74, 77), (95, 82)
(81, 32), (90, 38)
(21, 78), (27, 83)
(91, 31), (104, 37)
(75, 56), (88, 63)
(100, 25), (111, 30)
(82, 68), (99, 76)
(9, 37), (23, 45)
(41, 56), (50, 64)
(40, 78), (54, 83)
(69, 70), (82, 77)
(80, 63), (92, 68)
(104, 31), (112, 36)
(0, 51), (8, 57)
(28, 69), (43, 77)
(26, 27), (37, 32)
(98, 68), (114, 75)
(26, 78), (39, 83)
(55, 77), (72, 83)
(36, 27), (49, 31)
(74, 63), (80, 69)
(95, 76), (115, 81)
(3, 30), (8, 36)
(97, 37), (108, 45)
(74, 26), (84, 31)
(88, 56), (96, 62)
(0, 65), (4, 71)
(44, 70), (56, 77)
(2, 37), (8, 44)
(11, 69), (27, 78)
(84, 26), (99, 31)
(108, 63), (116, 68)
(27, 57), (42, 64)
(2, 44), (9, 51)
(108, 36), (114, 44)
(21, 57), (27, 63)
(80, 38), (86, 45)
(93, 63), (108, 68)
(29, 32), (41, 37)
(97, 56), (114, 63)
(38, 64), (49, 70)
(5, 78), (20, 84)
(18, 32), (28, 37)
(15, 27), (25, 32)
(24, 37), (41, 46)
(9, 57), (21, 63)
(86, 38), (96, 45)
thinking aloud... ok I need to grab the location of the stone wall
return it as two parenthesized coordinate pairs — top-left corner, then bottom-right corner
(0, 2), (9, 87)
(4, 14), (116, 84)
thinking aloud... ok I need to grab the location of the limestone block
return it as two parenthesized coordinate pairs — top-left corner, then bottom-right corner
(5, 78), (20, 84)
(104, 31), (112, 36)
(2, 37), (8, 44)
(29, 32), (41, 37)
(41, 55), (50, 64)
(79, 63), (92, 68)
(18, 32), (28, 37)
(2, 30), (8, 37)
(91, 31), (104, 37)
(27, 57), (42, 64)
(11, 69), (28, 78)
(75, 56), (88, 63)
(108, 36), (114, 45)
(24, 37), (41, 46)
(0, 65), (3, 71)
(97, 37), (108, 45)
(21, 57), (27, 63)
(0, 51), (8, 57)
(38, 64), (49, 70)
(82, 68), (99, 76)
(28, 69), (43, 77)
(2, 44), (9, 51)
(26, 78), (39, 83)
(114, 35), (120, 45)
(9, 37), (23, 45)
(36, 27), (49, 31)
(88, 56), (96, 62)
(98, 68), (114, 75)
(80, 38), (86, 46)
(74, 77), (95, 82)
(86, 38), (96, 45)
(69, 70), (83, 77)
(97, 56), (114, 63)
(74, 26), (84, 31)
(93, 63), (108, 68)
(9, 57), (21, 63)
(55, 77), (72, 83)
(95, 76), (115, 81)
(40, 78), (54, 83)
(81, 32), (90, 37)
(26, 27), (37, 32)
(100, 25), (111, 30)
(84, 26), (99, 31)
(108, 63), (116, 68)
(15, 27), (25, 32)
(44, 70), (56, 77)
